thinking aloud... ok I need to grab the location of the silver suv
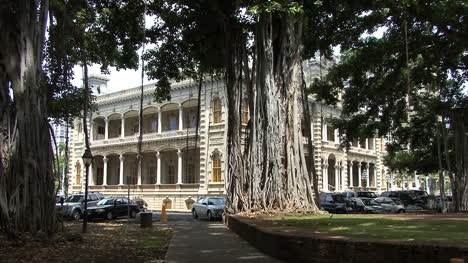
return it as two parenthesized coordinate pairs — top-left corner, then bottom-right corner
(56, 192), (104, 220)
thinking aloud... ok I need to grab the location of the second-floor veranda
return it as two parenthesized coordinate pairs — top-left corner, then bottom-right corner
(90, 99), (202, 146)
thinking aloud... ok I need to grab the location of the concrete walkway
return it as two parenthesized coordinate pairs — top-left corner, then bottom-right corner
(164, 219), (282, 263)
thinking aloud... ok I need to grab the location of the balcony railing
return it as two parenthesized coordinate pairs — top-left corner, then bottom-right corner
(91, 128), (197, 147)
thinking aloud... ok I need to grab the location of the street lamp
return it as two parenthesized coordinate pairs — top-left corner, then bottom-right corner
(82, 148), (93, 233)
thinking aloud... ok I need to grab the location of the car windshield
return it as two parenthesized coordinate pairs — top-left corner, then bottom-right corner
(209, 198), (225, 205)
(332, 195), (345, 203)
(413, 191), (428, 197)
(351, 198), (364, 206)
(363, 199), (380, 206)
(358, 192), (377, 198)
(65, 195), (83, 203)
(97, 198), (115, 205)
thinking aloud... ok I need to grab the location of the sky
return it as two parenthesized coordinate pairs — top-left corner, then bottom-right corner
(71, 60), (153, 94)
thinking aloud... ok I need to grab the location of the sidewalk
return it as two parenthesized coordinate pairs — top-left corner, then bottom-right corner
(164, 219), (282, 263)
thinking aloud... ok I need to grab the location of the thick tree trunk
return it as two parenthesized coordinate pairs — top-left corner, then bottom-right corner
(450, 109), (468, 211)
(224, 22), (248, 213)
(0, 0), (57, 234)
(226, 11), (317, 213)
(437, 122), (446, 212)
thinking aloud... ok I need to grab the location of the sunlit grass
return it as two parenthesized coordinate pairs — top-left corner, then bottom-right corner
(266, 215), (468, 244)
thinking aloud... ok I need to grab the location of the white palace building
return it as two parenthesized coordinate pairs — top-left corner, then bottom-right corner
(67, 63), (392, 211)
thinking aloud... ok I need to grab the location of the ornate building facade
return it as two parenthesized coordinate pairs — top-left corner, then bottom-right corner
(67, 74), (390, 210)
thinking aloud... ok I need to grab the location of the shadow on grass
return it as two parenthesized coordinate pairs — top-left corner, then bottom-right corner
(267, 215), (468, 244)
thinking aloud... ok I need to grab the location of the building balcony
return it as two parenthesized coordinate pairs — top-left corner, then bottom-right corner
(90, 128), (197, 147)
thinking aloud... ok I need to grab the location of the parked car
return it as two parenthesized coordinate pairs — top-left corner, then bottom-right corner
(349, 198), (383, 214)
(319, 193), (353, 213)
(192, 197), (226, 221)
(56, 192), (105, 220)
(360, 199), (393, 214)
(435, 195), (454, 212)
(380, 191), (425, 207)
(343, 191), (378, 199)
(56, 194), (66, 204)
(87, 197), (140, 220)
(374, 197), (406, 213)
(132, 197), (148, 212)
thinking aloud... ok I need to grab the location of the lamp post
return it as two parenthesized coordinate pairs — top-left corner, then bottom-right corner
(82, 148), (93, 233)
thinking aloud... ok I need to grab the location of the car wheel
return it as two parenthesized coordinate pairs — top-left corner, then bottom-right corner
(192, 209), (198, 219)
(366, 210), (371, 214)
(398, 209), (405, 213)
(130, 210), (137, 218)
(106, 211), (113, 220)
(72, 209), (81, 220)
(207, 211), (213, 221)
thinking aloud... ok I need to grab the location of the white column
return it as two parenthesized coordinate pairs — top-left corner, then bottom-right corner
(103, 157), (108, 185)
(80, 160), (85, 191)
(390, 171), (395, 190)
(177, 149), (183, 184)
(121, 115), (125, 138)
(322, 122), (327, 141)
(365, 164), (370, 187)
(365, 139), (369, 150)
(178, 104), (183, 131)
(104, 117), (109, 140)
(89, 162), (94, 186)
(334, 129), (339, 143)
(414, 173), (420, 189)
(373, 166), (377, 187)
(119, 155), (125, 185)
(310, 122), (314, 140)
(340, 165), (348, 190)
(358, 162), (362, 187)
(158, 109), (162, 133)
(322, 164), (328, 191)
(373, 138), (376, 151)
(156, 152), (161, 184)
(335, 165), (340, 191)
(349, 161), (353, 187)
(90, 120), (94, 142)
(137, 154), (142, 185)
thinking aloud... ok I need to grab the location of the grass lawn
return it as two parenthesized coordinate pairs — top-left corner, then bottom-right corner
(266, 215), (468, 245)
(0, 220), (172, 263)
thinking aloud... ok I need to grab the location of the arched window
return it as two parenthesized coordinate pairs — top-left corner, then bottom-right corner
(212, 155), (221, 182)
(213, 98), (222, 124)
(241, 100), (249, 125)
(76, 163), (81, 185)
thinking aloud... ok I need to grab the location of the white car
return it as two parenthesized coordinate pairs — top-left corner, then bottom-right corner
(192, 197), (226, 221)
(374, 197), (406, 213)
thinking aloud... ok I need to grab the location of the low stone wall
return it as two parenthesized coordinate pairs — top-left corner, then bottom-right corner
(226, 215), (468, 263)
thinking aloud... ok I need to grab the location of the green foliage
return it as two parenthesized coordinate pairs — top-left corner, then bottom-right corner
(45, 0), (145, 123)
(144, 0), (232, 102)
(309, 0), (466, 174)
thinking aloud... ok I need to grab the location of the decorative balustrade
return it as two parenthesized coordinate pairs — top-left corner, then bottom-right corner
(90, 128), (197, 147)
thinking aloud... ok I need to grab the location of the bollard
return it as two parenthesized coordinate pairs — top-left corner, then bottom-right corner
(140, 212), (153, 228)
(450, 259), (464, 263)
(160, 205), (167, 222)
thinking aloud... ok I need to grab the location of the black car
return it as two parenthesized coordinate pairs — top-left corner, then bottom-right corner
(87, 197), (140, 220)
(319, 193), (353, 213)
(380, 191), (425, 207)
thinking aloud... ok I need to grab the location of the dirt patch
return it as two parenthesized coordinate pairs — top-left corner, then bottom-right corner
(0, 220), (172, 263)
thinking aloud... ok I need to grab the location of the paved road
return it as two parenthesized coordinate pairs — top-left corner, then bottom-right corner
(138, 212), (282, 263)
